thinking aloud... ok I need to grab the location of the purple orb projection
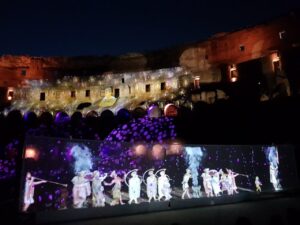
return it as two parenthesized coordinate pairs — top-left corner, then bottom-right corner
(105, 116), (177, 143)
(54, 112), (70, 124)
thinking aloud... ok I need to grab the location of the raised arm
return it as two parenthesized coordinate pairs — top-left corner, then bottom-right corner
(33, 180), (47, 186)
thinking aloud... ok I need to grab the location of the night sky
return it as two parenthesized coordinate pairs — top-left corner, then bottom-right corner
(1, 0), (300, 57)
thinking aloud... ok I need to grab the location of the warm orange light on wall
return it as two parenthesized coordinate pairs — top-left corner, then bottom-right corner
(167, 142), (183, 155)
(25, 148), (39, 160)
(134, 144), (147, 156)
(272, 52), (280, 62)
(7, 88), (14, 101)
(152, 144), (164, 159)
(229, 64), (238, 82)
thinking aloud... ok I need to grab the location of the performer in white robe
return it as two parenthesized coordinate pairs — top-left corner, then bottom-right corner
(92, 171), (107, 207)
(211, 171), (221, 197)
(158, 169), (172, 201)
(219, 169), (228, 194)
(23, 172), (46, 212)
(128, 171), (141, 204)
(201, 168), (213, 197)
(227, 169), (239, 195)
(72, 171), (91, 208)
(181, 169), (192, 199)
(146, 169), (157, 202)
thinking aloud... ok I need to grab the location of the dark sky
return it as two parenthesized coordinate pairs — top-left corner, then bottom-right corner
(1, 0), (300, 57)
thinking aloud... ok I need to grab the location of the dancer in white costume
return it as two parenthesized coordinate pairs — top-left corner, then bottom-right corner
(201, 168), (213, 197)
(72, 171), (91, 208)
(104, 171), (125, 206)
(210, 170), (221, 197)
(226, 169), (239, 195)
(255, 176), (262, 192)
(126, 170), (141, 204)
(181, 169), (192, 199)
(92, 171), (107, 207)
(23, 172), (47, 212)
(219, 169), (228, 194)
(144, 169), (157, 202)
(157, 169), (172, 201)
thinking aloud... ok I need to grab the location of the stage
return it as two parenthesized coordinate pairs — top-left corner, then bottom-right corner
(31, 188), (300, 225)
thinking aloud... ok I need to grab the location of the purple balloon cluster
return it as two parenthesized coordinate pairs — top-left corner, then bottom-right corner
(105, 116), (177, 144)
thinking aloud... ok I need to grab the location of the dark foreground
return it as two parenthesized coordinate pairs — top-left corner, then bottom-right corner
(1, 189), (299, 225)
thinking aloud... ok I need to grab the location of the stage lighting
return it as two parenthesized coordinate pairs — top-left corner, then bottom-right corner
(134, 144), (147, 156)
(167, 142), (183, 155)
(25, 148), (39, 160)
(152, 144), (164, 159)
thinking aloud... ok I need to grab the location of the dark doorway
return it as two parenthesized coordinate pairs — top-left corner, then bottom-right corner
(146, 84), (151, 92)
(114, 88), (120, 98)
(40, 92), (45, 101)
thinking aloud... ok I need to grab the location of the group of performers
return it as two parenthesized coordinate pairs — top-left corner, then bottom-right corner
(23, 167), (269, 211)
(69, 167), (250, 208)
(201, 168), (250, 197)
(71, 168), (173, 208)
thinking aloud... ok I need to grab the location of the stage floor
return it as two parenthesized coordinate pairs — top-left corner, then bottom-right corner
(32, 189), (300, 225)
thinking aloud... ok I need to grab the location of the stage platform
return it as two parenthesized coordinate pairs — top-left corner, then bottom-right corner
(29, 188), (300, 225)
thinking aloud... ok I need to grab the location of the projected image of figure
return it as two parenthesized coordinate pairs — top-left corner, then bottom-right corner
(210, 170), (221, 197)
(219, 169), (229, 195)
(126, 169), (142, 204)
(201, 168), (213, 197)
(92, 171), (107, 207)
(144, 169), (157, 202)
(157, 169), (172, 201)
(104, 171), (125, 206)
(255, 176), (262, 193)
(226, 169), (239, 195)
(23, 172), (47, 212)
(266, 146), (282, 191)
(72, 171), (91, 208)
(181, 169), (192, 199)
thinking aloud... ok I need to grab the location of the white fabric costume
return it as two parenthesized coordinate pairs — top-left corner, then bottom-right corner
(23, 172), (46, 212)
(158, 170), (172, 201)
(72, 171), (91, 208)
(201, 169), (213, 197)
(92, 171), (107, 207)
(146, 171), (157, 202)
(211, 172), (221, 196)
(128, 172), (141, 204)
(227, 170), (239, 195)
(181, 169), (192, 199)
